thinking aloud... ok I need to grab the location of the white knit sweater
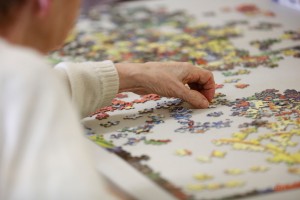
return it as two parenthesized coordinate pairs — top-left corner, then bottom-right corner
(0, 38), (119, 200)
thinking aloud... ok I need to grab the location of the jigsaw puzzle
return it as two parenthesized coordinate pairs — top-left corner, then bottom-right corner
(50, 1), (300, 200)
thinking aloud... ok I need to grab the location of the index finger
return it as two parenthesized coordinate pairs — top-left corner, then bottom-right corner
(187, 68), (215, 102)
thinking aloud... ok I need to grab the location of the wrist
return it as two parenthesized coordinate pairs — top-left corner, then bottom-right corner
(115, 63), (144, 92)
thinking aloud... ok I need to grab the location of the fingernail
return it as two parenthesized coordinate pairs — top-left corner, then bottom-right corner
(201, 98), (209, 108)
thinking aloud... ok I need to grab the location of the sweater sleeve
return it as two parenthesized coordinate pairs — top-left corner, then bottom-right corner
(54, 61), (119, 117)
(0, 63), (118, 200)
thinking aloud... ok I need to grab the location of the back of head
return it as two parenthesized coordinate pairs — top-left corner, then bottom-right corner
(0, 0), (25, 25)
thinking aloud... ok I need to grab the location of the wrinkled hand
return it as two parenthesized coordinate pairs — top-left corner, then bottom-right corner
(115, 62), (215, 108)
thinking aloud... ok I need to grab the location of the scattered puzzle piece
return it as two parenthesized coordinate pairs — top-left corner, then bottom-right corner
(235, 83), (250, 89)
(144, 139), (171, 145)
(187, 184), (205, 191)
(196, 156), (212, 163)
(138, 108), (154, 114)
(224, 168), (244, 175)
(123, 114), (143, 120)
(224, 180), (245, 188)
(222, 69), (251, 76)
(100, 120), (120, 128)
(206, 183), (223, 190)
(211, 150), (227, 158)
(95, 112), (109, 120)
(207, 111), (224, 117)
(249, 166), (269, 172)
(187, 180), (245, 192)
(288, 167), (300, 175)
(250, 39), (281, 51)
(110, 133), (128, 139)
(124, 137), (146, 146)
(194, 173), (214, 181)
(176, 149), (192, 156)
(224, 78), (241, 83)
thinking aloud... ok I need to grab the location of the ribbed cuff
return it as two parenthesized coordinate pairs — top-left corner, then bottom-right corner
(90, 60), (119, 107)
(55, 60), (119, 117)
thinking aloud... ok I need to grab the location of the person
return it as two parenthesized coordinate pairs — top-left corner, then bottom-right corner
(0, 0), (215, 199)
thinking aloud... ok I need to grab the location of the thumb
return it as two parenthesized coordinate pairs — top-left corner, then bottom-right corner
(180, 86), (210, 108)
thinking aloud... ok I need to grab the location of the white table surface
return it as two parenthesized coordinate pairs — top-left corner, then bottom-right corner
(80, 0), (300, 199)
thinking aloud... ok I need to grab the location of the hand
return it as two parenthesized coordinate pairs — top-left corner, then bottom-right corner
(115, 62), (215, 108)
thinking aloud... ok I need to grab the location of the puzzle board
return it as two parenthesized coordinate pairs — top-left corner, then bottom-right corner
(50, 0), (300, 199)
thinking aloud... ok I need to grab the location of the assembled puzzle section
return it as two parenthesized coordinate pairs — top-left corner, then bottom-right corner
(52, 1), (300, 200)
